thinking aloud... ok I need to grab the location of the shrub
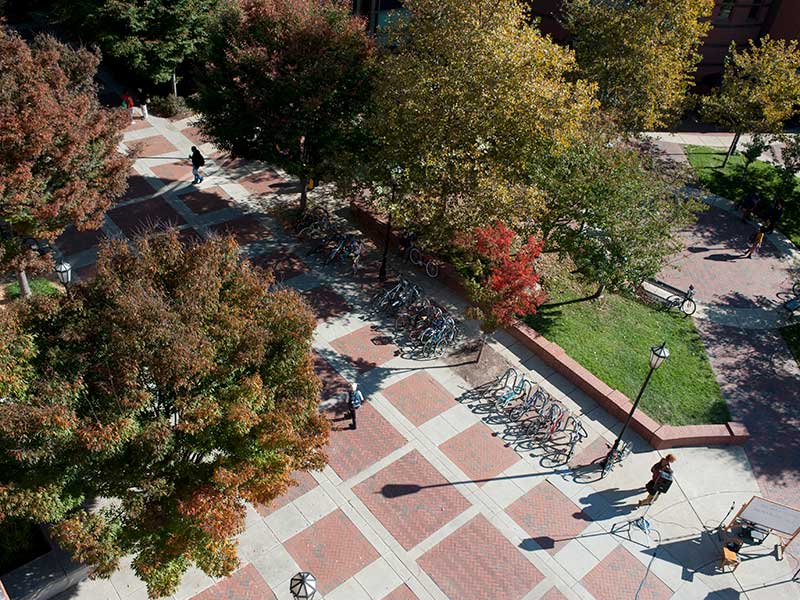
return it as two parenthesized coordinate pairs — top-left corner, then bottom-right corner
(148, 94), (188, 118)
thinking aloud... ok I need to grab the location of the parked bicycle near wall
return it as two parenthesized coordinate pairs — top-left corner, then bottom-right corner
(399, 230), (439, 278)
(664, 284), (697, 316)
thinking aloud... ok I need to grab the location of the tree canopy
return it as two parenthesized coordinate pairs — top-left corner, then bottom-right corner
(0, 232), (328, 598)
(61, 0), (216, 90)
(562, 0), (714, 131)
(0, 27), (129, 289)
(364, 0), (597, 246)
(703, 36), (800, 136)
(193, 0), (375, 212)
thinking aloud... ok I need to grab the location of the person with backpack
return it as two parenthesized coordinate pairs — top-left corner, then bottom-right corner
(189, 146), (205, 184)
(348, 382), (364, 430)
(638, 454), (676, 506)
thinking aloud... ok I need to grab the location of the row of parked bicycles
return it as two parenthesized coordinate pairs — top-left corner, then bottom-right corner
(366, 277), (460, 359)
(463, 367), (588, 467)
(292, 206), (364, 276)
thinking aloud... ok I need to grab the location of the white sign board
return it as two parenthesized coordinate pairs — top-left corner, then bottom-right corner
(739, 497), (800, 535)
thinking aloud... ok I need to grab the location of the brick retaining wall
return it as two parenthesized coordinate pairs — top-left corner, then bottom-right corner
(350, 199), (750, 449)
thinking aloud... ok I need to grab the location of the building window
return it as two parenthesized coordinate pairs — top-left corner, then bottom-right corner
(719, 0), (735, 20)
(748, 0), (763, 20)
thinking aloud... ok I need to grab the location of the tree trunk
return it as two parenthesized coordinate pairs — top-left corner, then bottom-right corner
(379, 212), (392, 282)
(722, 132), (741, 168)
(171, 70), (178, 97)
(299, 178), (308, 214)
(16, 269), (31, 299)
(475, 331), (489, 363)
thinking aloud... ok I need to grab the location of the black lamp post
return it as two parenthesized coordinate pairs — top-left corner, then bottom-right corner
(289, 572), (317, 600)
(378, 166), (402, 282)
(603, 342), (669, 468)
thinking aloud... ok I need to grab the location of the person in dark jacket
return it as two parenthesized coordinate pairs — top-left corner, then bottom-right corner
(638, 454), (676, 506)
(189, 146), (205, 184)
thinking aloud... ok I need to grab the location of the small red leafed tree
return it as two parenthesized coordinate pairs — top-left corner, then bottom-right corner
(0, 232), (328, 598)
(462, 221), (546, 361)
(0, 26), (130, 297)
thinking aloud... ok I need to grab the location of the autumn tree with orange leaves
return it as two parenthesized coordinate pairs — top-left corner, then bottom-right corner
(0, 232), (328, 597)
(0, 26), (130, 297)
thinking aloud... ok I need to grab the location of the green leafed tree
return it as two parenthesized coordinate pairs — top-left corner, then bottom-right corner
(562, 0), (714, 132)
(61, 0), (217, 93)
(703, 36), (800, 166)
(193, 0), (376, 213)
(0, 26), (130, 298)
(530, 126), (698, 296)
(0, 232), (329, 598)
(364, 0), (597, 248)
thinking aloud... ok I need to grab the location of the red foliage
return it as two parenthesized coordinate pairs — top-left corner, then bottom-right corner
(0, 27), (130, 274)
(468, 221), (546, 330)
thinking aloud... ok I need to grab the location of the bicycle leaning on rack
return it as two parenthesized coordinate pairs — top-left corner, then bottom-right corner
(601, 440), (632, 478)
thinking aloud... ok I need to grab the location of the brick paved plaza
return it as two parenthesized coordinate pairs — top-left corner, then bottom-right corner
(25, 114), (798, 600)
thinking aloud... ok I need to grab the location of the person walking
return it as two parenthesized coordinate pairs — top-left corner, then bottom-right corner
(189, 146), (205, 184)
(743, 225), (767, 258)
(766, 199), (784, 234)
(121, 90), (135, 123)
(348, 382), (364, 430)
(138, 88), (149, 120)
(638, 454), (676, 506)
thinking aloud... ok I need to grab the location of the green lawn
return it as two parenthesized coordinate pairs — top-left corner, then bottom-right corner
(684, 144), (800, 248)
(525, 272), (729, 426)
(4, 278), (61, 300)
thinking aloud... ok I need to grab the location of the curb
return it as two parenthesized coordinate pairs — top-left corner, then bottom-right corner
(350, 199), (750, 449)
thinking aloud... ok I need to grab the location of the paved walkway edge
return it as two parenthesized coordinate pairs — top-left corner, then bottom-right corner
(350, 200), (750, 449)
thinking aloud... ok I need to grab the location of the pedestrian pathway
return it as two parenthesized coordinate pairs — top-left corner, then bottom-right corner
(6, 116), (798, 600)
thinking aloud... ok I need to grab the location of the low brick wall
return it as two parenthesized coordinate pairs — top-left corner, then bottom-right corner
(350, 199), (750, 449)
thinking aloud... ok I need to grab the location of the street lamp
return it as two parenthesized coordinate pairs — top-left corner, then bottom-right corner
(603, 342), (669, 470)
(54, 261), (72, 297)
(289, 572), (317, 600)
(378, 166), (403, 282)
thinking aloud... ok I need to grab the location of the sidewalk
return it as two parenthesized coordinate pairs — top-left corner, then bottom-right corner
(4, 116), (798, 600)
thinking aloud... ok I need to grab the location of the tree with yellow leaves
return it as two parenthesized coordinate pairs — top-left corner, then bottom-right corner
(562, 0), (714, 132)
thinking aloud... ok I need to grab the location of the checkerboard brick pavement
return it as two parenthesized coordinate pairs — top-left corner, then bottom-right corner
(418, 514), (545, 600)
(207, 216), (270, 245)
(239, 169), (284, 195)
(108, 196), (186, 237)
(381, 372), (456, 426)
(570, 436), (610, 470)
(57, 226), (105, 256)
(284, 509), (379, 594)
(255, 470), (319, 518)
(312, 352), (349, 398)
(302, 285), (352, 322)
(250, 249), (309, 282)
(150, 161), (190, 185)
(506, 481), (591, 555)
(538, 586), (570, 600)
(353, 449), (471, 550)
(582, 546), (672, 600)
(191, 564), (275, 600)
(329, 325), (399, 372)
(324, 401), (407, 481)
(121, 172), (156, 202)
(179, 187), (235, 215)
(383, 584), (419, 600)
(438, 422), (522, 485)
(130, 134), (178, 156)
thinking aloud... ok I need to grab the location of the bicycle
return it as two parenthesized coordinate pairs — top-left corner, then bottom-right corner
(539, 419), (587, 468)
(664, 284), (697, 317)
(601, 440), (632, 478)
(399, 231), (439, 278)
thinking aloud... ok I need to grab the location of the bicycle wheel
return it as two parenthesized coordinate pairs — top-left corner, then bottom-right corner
(681, 298), (697, 316)
(409, 247), (423, 266)
(425, 261), (439, 278)
(793, 281), (800, 296)
(664, 295), (682, 312)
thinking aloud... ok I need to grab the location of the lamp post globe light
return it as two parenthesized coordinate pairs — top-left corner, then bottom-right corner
(289, 572), (317, 600)
(54, 261), (72, 285)
(603, 342), (669, 472)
